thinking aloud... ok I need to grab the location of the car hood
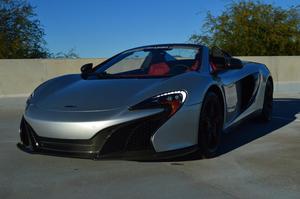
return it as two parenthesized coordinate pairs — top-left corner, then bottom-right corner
(32, 75), (168, 112)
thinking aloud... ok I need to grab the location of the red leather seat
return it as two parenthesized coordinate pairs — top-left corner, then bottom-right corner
(190, 51), (201, 71)
(148, 62), (170, 75)
(210, 62), (218, 71)
(190, 60), (200, 71)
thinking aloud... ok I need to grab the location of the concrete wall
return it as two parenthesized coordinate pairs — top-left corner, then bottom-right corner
(238, 56), (300, 93)
(0, 56), (299, 97)
(0, 58), (105, 97)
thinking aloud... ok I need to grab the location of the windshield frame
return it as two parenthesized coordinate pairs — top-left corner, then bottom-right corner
(91, 44), (203, 79)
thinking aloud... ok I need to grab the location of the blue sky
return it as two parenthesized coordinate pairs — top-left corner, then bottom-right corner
(29, 0), (299, 58)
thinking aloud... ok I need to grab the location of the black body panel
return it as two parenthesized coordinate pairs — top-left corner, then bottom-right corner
(18, 113), (197, 160)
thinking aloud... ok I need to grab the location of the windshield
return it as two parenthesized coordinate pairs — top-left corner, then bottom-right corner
(94, 46), (202, 78)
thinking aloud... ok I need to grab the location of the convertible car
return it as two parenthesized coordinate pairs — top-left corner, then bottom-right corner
(18, 44), (273, 160)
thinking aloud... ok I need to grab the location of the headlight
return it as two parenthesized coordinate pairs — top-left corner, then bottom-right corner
(129, 91), (187, 116)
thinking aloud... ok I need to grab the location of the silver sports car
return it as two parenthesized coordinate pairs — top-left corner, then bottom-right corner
(18, 44), (273, 160)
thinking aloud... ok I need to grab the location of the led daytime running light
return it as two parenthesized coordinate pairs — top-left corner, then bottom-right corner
(155, 91), (187, 102)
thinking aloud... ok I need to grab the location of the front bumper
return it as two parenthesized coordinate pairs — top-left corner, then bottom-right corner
(18, 113), (197, 160)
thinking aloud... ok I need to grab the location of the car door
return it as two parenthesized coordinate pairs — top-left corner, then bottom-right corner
(210, 48), (243, 124)
(210, 48), (261, 125)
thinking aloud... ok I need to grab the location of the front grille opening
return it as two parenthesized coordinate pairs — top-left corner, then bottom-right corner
(100, 114), (167, 155)
(20, 118), (101, 155)
(99, 129), (131, 155)
(126, 120), (161, 151)
(20, 119), (31, 146)
(20, 127), (29, 146)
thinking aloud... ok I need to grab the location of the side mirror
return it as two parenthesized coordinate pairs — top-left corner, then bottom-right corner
(80, 63), (93, 74)
(228, 58), (243, 69)
(210, 57), (226, 73)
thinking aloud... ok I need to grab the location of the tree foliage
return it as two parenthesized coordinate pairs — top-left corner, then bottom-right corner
(190, 1), (300, 56)
(0, 0), (48, 58)
(50, 48), (80, 59)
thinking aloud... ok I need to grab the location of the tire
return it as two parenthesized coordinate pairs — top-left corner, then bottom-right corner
(198, 91), (223, 158)
(258, 79), (273, 122)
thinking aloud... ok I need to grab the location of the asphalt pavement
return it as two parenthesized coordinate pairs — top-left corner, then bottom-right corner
(0, 93), (299, 199)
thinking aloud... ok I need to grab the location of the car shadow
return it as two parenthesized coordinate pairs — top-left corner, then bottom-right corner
(144, 98), (300, 162)
(218, 98), (300, 156)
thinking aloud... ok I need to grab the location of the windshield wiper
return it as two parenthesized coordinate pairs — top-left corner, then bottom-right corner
(94, 72), (119, 79)
(84, 72), (174, 79)
(83, 71), (113, 78)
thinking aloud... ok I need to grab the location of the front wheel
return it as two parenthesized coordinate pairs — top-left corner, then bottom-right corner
(258, 79), (273, 122)
(198, 91), (223, 158)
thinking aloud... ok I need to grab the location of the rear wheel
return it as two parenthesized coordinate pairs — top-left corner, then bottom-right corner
(198, 91), (223, 158)
(258, 79), (273, 122)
